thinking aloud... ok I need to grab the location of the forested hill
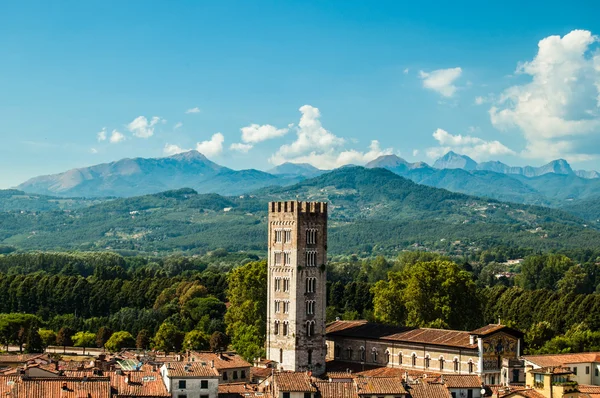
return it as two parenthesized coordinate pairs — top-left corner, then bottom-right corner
(1, 167), (599, 255)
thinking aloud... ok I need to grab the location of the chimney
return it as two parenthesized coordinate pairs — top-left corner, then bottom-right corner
(211, 360), (215, 368)
(470, 335), (476, 345)
(61, 382), (68, 391)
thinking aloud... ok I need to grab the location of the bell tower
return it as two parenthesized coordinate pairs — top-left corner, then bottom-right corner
(266, 201), (328, 376)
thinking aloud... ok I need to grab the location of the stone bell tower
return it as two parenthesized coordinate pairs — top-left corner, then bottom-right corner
(266, 201), (328, 376)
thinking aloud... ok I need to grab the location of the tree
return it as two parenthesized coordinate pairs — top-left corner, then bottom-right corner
(525, 321), (555, 352)
(184, 297), (227, 323)
(136, 329), (151, 350)
(209, 331), (229, 353)
(153, 322), (184, 353)
(558, 265), (591, 295)
(38, 329), (56, 347)
(95, 326), (113, 349)
(224, 261), (267, 358)
(104, 331), (135, 352)
(227, 324), (263, 361)
(72, 331), (96, 348)
(183, 329), (210, 351)
(25, 328), (44, 353)
(56, 327), (74, 352)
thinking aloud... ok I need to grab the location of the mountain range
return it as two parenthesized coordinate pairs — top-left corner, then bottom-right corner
(14, 150), (600, 209)
(3, 167), (599, 254)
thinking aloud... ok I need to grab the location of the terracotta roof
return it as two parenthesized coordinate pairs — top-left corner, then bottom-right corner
(326, 320), (478, 349)
(355, 376), (407, 395)
(273, 372), (317, 392)
(0, 375), (19, 396)
(501, 388), (546, 398)
(442, 375), (482, 388)
(408, 381), (452, 398)
(250, 366), (272, 380)
(162, 362), (219, 378)
(10, 377), (112, 398)
(529, 366), (573, 375)
(523, 352), (600, 367)
(325, 360), (441, 379)
(326, 372), (355, 380)
(314, 381), (359, 398)
(218, 382), (268, 397)
(0, 353), (47, 363)
(110, 371), (170, 397)
(578, 385), (600, 397)
(189, 351), (251, 370)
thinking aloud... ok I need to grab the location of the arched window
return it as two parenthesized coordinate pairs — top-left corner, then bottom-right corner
(308, 349), (313, 365)
(334, 346), (341, 358)
(306, 321), (315, 337)
(371, 348), (378, 363)
(412, 353), (417, 367)
(282, 321), (288, 336)
(360, 347), (366, 362)
(274, 320), (280, 335)
(468, 360), (474, 373)
(385, 350), (390, 364)
(279, 348), (283, 364)
(425, 355), (430, 369)
(453, 358), (459, 372)
(439, 357), (445, 371)
(306, 277), (316, 293)
(346, 347), (353, 360)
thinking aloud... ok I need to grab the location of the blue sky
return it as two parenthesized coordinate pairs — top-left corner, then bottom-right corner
(1, 0), (599, 188)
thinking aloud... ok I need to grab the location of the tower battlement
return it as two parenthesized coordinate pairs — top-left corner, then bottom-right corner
(268, 201), (327, 214)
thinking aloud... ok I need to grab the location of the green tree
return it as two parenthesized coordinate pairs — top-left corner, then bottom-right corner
(209, 331), (229, 353)
(153, 322), (184, 353)
(136, 329), (151, 350)
(184, 297), (227, 323)
(224, 260), (267, 357)
(38, 329), (56, 347)
(228, 324), (263, 361)
(525, 321), (555, 352)
(95, 326), (113, 348)
(56, 327), (74, 352)
(183, 329), (210, 351)
(104, 331), (135, 352)
(558, 265), (591, 295)
(25, 328), (44, 353)
(72, 331), (96, 347)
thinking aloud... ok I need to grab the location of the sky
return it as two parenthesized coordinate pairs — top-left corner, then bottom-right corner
(1, 0), (599, 188)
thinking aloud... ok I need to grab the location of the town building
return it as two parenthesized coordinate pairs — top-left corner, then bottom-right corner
(160, 362), (220, 398)
(189, 351), (251, 384)
(522, 352), (600, 386)
(266, 201), (328, 376)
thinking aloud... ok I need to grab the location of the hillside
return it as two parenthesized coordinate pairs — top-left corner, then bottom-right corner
(0, 189), (109, 212)
(2, 167), (599, 255)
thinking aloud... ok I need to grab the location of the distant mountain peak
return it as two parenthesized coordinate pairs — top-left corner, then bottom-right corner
(168, 150), (210, 161)
(433, 151), (478, 170)
(268, 162), (324, 177)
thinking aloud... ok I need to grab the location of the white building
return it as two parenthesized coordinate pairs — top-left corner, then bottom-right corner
(160, 362), (220, 398)
(522, 352), (600, 386)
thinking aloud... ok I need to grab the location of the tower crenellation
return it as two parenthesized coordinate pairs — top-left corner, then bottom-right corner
(266, 201), (328, 375)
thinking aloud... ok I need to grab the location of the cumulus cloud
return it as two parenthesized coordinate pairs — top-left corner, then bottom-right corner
(196, 133), (224, 157)
(426, 128), (515, 160)
(490, 29), (600, 161)
(163, 143), (189, 156)
(97, 128), (107, 142)
(241, 124), (289, 144)
(109, 130), (125, 143)
(269, 105), (393, 169)
(230, 143), (253, 153)
(174, 122), (183, 129)
(419, 67), (463, 97)
(186, 107), (201, 114)
(127, 116), (164, 138)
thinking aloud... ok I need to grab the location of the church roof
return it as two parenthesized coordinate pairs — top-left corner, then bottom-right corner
(326, 321), (478, 349)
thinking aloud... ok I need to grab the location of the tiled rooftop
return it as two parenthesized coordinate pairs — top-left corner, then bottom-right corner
(408, 381), (452, 398)
(442, 374), (482, 388)
(273, 372), (317, 392)
(314, 381), (359, 398)
(162, 362), (219, 378)
(110, 370), (170, 397)
(9, 377), (112, 398)
(189, 351), (251, 370)
(523, 352), (600, 367)
(355, 376), (407, 395)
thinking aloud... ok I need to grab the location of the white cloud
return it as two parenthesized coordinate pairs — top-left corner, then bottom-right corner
(97, 128), (107, 142)
(186, 107), (201, 114)
(269, 105), (393, 169)
(174, 122), (183, 129)
(241, 124), (289, 144)
(109, 130), (125, 143)
(419, 67), (462, 97)
(426, 128), (515, 160)
(196, 133), (224, 157)
(127, 116), (164, 138)
(163, 143), (189, 156)
(412, 149), (419, 157)
(475, 96), (485, 105)
(230, 143), (253, 153)
(403, 68), (410, 74)
(90, 148), (98, 154)
(490, 29), (600, 161)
